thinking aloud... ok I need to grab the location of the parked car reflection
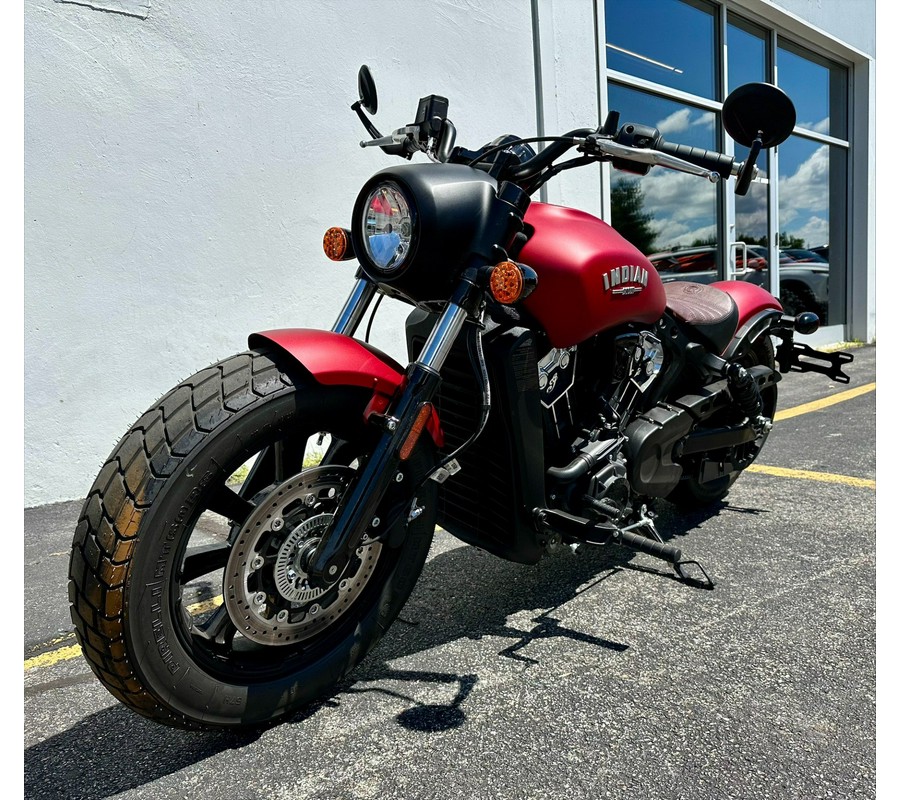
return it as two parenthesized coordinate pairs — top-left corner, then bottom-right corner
(648, 245), (829, 323)
(781, 248), (828, 264)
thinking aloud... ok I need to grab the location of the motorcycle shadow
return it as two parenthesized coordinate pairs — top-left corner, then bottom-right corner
(23, 500), (732, 798)
(299, 496), (739, 731)
(23, 706), (262, 800)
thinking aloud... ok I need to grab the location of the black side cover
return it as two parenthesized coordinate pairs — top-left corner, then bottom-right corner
(623, 405), (693, 497)
(625, 364), (779, 496)
(406, 309), (547, 564)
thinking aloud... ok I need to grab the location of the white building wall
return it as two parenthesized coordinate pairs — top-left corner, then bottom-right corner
(25, 0), (875, 506)
(768, 0), (875, 55)
(532, 0), (603, 217)
(25, 0), (536, 506)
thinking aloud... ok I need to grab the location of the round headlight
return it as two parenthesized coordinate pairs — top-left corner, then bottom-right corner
(362, 182), (415, 274)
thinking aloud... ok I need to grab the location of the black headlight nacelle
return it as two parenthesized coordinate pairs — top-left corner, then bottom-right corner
(351, 164), (500, 301)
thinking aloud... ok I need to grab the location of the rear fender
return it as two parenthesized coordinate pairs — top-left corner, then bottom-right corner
(711, 281), (783, 359)
(248, 328), (444, 448)
(711, 280), (783, 324)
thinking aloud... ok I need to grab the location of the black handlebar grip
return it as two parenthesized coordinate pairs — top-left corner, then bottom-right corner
(656, 140), (734, 177)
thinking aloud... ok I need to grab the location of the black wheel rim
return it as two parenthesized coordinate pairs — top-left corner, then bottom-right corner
(168, 423), (394, 684)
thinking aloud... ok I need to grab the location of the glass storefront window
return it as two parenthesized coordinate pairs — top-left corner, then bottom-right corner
(727, 16), (767, 92)
(605, 0), (718, 99)
(602, 5), (851, 330)
(608, 84), (719, 283)
(777, 136), (847, 324)
(777, 40), (848, 139)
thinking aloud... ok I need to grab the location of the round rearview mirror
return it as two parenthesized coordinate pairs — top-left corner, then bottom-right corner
(358, 65), (378, 115)
(723, 82), (796, 149)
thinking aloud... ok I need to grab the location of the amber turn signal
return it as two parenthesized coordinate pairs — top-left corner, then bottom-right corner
(399, 402), (433, 461)
(323, 227), (355, 261)
(488, 261), (538, 304)
(489, 261), (524, 304)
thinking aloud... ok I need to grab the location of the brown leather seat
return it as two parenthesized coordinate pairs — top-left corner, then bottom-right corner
(664, 281), (739, 355)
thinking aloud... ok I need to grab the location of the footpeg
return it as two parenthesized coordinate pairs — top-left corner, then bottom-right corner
(613, 507), (715, 589)
(614, 527), (682, 563)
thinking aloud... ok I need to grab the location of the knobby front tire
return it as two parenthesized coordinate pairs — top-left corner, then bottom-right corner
(68, 350), (437, 730)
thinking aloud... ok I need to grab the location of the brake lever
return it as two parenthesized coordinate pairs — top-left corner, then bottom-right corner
(360, 135), (400, 148)
(579, 135), (723, 183)
(360, 126), (426, 160)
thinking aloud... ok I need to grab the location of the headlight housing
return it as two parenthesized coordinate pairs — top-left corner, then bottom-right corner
(351, 164), (500, 303)
(361, 182), (415, 274)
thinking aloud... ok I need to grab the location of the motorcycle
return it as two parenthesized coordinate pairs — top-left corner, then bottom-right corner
(68, 66), (854, 730)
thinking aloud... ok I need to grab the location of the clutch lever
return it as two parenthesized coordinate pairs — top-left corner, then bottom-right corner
(360, 126), (424, 159)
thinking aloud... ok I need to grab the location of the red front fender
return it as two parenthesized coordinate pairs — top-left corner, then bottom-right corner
(248, 328), (444, 448)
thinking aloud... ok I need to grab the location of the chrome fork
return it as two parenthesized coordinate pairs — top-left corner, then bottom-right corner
(332, 277), (469, 374)
(332, 278), (378, 336)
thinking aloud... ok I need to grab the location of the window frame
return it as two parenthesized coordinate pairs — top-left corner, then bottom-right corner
(600, 0), (853, 331)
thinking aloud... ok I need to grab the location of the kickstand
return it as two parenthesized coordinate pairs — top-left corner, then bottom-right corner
(674, 558), (715, 590)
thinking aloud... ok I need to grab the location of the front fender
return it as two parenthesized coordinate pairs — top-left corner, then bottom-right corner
(248, 328), (444, 448)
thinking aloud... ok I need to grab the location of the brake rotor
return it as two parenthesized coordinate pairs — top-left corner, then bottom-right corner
(224, 465), (382, 646)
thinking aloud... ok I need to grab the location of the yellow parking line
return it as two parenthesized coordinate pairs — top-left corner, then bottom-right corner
(24, 595), (224, 673)
(27, 380), (875, 673)
(774, 382), (875, 421)
(749, 381), (876, 489)
(188, 595), (224, 616)
(24, 644), (84, 672)
(27, 631), (75, 652)
(745, 464), (875, 489)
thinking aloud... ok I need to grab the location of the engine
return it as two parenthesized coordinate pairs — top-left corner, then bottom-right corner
(543, 330), (664, 524)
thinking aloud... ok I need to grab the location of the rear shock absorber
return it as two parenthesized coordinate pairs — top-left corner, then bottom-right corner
(726, 363), (771, 433)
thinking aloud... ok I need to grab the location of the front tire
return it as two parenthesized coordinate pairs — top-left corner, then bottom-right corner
(68, 350), (437, 730)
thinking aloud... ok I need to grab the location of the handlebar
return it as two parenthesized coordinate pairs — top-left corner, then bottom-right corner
(503, 123), (755, 195)
(503, 128), (596, 183)
(356, 102), (755, 195)
(497, 126), (745, 194)
(351, 67), (780, 198)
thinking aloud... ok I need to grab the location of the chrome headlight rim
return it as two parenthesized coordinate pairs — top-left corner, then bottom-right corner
(359, 180), (418, 277)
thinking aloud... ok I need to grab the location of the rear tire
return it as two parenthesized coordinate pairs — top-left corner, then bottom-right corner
(68, 350), (437, 730)
(667, 336), (776, 508)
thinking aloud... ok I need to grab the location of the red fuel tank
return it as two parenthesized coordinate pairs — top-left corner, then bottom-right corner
(520, 202), (667, 348)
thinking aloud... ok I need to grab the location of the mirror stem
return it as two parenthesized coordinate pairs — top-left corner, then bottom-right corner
(351, 101), (382, 140)
(735, 132), (763, 196)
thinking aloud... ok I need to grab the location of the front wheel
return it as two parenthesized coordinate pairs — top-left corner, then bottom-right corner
(68, 350), (437, 730)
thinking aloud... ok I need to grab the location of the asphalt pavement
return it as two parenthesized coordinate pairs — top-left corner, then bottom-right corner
(24, 344), (876, 800)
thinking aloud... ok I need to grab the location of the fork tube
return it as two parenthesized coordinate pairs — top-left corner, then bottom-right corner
(307, 297), (473, 588)
(416, 301), (469, 370)
(332, 278), (378, 336)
